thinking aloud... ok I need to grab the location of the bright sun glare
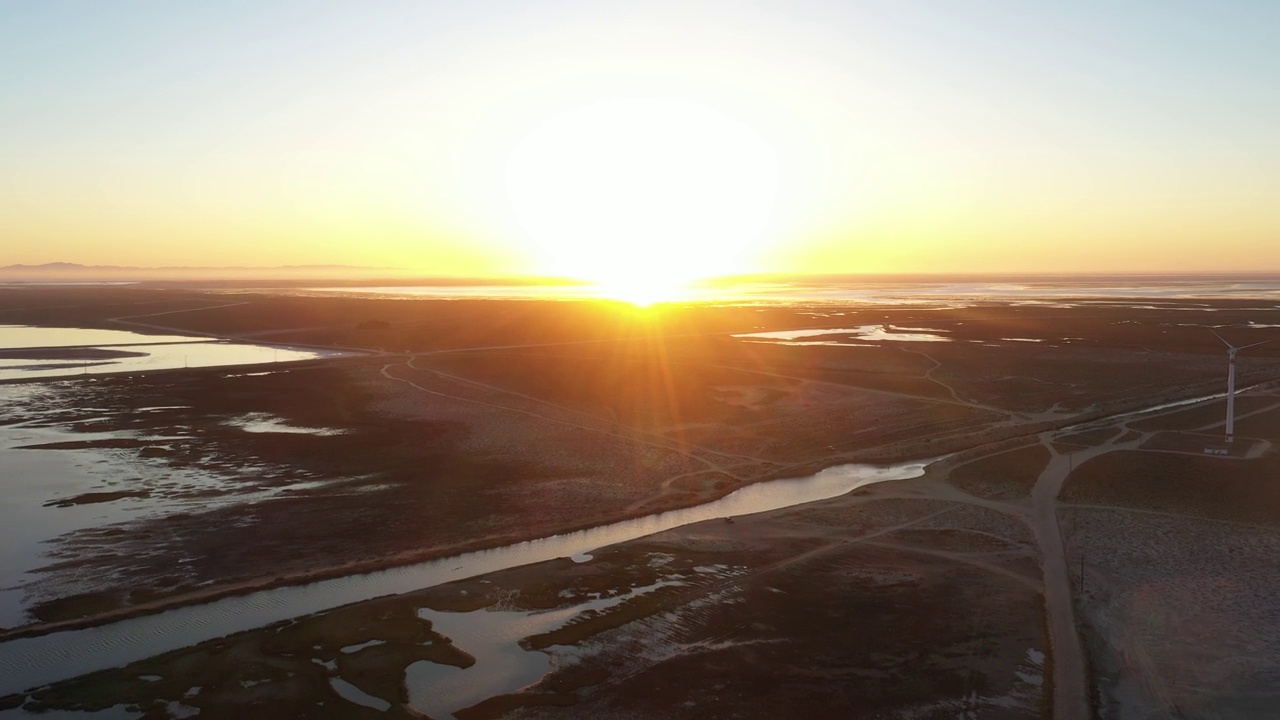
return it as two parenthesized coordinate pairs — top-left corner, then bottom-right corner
(505, 99), (779, 305)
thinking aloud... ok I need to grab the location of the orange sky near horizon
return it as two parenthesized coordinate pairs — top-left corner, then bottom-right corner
(3, 2), (1278, 281)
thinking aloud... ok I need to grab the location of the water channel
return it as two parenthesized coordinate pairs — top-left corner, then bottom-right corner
(0, 458), (933, 697)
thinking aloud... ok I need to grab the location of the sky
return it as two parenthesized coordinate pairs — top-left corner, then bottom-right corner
(2, 1), (1278, 279)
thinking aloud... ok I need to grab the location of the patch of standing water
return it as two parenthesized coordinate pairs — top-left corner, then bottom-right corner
(0, 387), (354, 629)
(0, 342), (350, 381)
(0, 325), (207, 350)
(328, 677), (391, 712)
(0, 325), (355, 382)
(226, 412), (347, 436)
(740, 339), (878, 347)
(339, 639), (385, 654)
(0, 458), (934, 696)
(0, 422), (215, 629)
(733, 325), (951, 343)
(407, 580), (680, 719)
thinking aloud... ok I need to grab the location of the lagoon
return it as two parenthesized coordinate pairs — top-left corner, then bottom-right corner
(0, 325), (352, 382)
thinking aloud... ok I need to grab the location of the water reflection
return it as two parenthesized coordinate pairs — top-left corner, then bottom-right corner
(0, 459), (932, 695)
(0, 326), (353, 381)
(226, 412), (348, 436)
(0, 325), (206, 349)
(733, 325), (951, 343)
(409, 580), (680, 718)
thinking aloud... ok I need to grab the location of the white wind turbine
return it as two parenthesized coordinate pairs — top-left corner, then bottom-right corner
(1210, 330), (1274, 442)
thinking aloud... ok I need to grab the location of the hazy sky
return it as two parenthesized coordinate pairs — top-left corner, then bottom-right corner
(3, 1), (1278, 277)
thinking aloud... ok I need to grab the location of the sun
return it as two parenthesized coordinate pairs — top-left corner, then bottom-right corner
(505, 98), (778, 304)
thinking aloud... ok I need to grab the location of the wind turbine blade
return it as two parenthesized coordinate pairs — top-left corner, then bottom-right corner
(1209, 329), (1235, 349)
(1239, 338), (1277, 351)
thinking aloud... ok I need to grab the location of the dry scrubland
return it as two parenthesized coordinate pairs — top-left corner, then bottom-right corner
(1062, 398), (1280, 719)
(3, 286), (1280, 718)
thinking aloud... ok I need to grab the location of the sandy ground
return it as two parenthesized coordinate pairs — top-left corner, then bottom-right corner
(1060, 389), (1280, 719)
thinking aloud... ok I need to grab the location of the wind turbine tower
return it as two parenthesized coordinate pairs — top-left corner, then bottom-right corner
(1211, 330), (1274, 442)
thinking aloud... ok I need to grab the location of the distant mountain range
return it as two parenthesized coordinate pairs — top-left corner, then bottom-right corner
(0, 262), (400, 282)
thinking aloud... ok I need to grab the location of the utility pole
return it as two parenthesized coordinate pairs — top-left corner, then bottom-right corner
(1226, 345), (1238, 441)
(1080, 550), (1086, 595)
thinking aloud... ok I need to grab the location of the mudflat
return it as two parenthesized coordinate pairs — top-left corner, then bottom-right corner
(2, 285), (1280, 718)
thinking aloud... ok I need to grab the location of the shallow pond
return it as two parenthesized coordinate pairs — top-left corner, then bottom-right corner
(0, 325), (207, 350)
(0, 395), (354, 629)
(733, 324), (952, 343)
(0, 325), (352, 382)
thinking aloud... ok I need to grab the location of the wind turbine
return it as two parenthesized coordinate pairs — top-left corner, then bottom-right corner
(1210, 330), (1274, 442)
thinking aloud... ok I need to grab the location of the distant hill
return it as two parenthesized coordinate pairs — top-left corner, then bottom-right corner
(0, 263), (399, 282)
